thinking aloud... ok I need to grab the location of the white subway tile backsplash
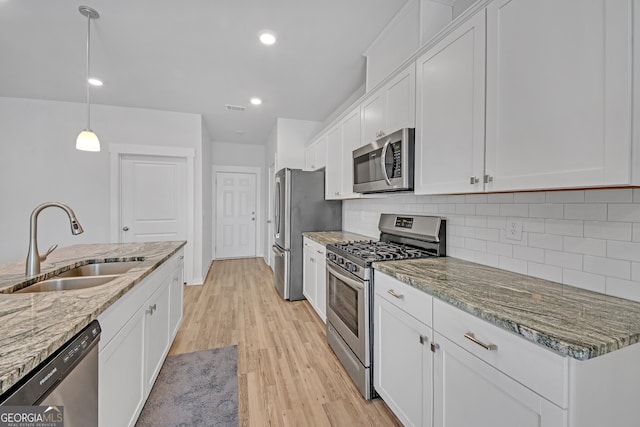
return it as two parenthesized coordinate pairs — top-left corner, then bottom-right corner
(475, 252), (500, 268)
(499, 204), (529, 217)
(608, 204), (640, 222)
(584, 221), (632, 241)
(465, 194), (488, 204)
(523, 218), (545, 233)
(528, 262), (563, 282)
(476, 204), (500, 216)
(513, 246), (545, 263)
(499, 256), (528, 274)
(607, 241), (640, 262)
(514, 192), (546, 203)
(606, 277), (640, 303)
(563, 237), (606, 257)
(545, 219), (583, 237)
(487, 217), (506, 229)
(487, 241), (513, 257)
(475, 228), (500, 242)
(465, 238), (487, 252)
(343, 188), (640, 301)
(529, 204), (564, 219)
(529, 233), (563, 250)
(564, 203), (607, 221)
(585, 189), (633, 203)
(457, 226), (476, 238)
(546, 190), (585, 203)
(562, 269), (606, 293)
(465, 216), (487, 228)
(544, 250), (582, 271)
(488, 193), (514, 204)
(583, 256), (630, 280)
(456, 204), (476, 215)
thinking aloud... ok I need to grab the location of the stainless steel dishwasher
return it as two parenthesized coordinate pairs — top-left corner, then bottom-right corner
(0, 320), (101, 426)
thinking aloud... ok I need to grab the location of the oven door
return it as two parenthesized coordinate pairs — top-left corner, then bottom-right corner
(326, 262), (369, 366)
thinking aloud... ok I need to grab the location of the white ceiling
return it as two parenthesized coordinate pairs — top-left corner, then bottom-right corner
(0, 0), (408, 144)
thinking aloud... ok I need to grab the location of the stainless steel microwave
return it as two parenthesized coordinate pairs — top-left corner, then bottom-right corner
(352, 128), (415, 194)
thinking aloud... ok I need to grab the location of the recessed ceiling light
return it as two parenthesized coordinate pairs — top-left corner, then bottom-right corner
(88, 77), (103, 86)
(250, 97), (262, 105)
(259, 31), (277, 45)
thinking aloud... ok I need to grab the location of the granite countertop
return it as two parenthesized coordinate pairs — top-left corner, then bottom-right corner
(0, 241), (186, 395)
(302, 231), (372, 246)
(373, 257), (640, 361)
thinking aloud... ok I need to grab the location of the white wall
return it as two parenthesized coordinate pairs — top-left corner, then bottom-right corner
(212, 141), (266, 168)
(344, 189), (640, 303)
(0, 97), (204, 283)
(275, 118), (322, 171)
(453, 0), (479, 18)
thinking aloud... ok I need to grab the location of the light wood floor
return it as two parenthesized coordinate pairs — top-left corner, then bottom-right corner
(168, 257), (401, 427)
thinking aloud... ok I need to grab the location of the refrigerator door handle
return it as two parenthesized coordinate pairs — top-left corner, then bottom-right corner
(274, 178), (281, 239)
(272, 245), (284, 256)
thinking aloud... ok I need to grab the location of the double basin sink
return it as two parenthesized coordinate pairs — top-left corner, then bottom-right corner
(15, 261), (143, 293)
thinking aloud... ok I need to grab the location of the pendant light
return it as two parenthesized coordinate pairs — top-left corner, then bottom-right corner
(76, 6), (100, 152)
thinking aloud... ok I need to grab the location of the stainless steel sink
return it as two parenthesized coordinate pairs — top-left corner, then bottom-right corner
(15, 275), (120, 293)
(55, 261), (142, 278)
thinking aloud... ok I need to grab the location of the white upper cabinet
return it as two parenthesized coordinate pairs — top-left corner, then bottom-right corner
(305, 134), (328, 171)
(361, 63), (416, 146)
(484, 0), (633, 192)
(340, 107), (362, 198)
(325, 126), (342, 199)
(415, 9), (486, 195)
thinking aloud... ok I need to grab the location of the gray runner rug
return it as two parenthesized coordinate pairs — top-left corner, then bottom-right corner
(136, 346), (239, 427)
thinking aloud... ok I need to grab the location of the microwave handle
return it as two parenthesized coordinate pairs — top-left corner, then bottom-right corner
(380, 140), (392, 186)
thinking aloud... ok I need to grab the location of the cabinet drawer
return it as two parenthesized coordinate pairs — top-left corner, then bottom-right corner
(374, 271), (432, 327)
(303, 238), (326, 257)
(433, 299), (568, 408)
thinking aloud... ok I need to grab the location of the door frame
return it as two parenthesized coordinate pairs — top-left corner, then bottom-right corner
(212, 165), (262, 260)
(109, 144), (195, 284)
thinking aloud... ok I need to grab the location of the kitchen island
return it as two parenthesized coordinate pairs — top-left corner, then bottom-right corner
(0, 241), (186, 395)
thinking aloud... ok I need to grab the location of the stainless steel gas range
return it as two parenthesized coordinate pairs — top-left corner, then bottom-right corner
(325, 214), (446, 400)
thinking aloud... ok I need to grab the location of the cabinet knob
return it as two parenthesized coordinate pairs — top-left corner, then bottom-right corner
(484, 174), (494, 184)
(122, 226), (130, 231)
(469, 176), (479, 184)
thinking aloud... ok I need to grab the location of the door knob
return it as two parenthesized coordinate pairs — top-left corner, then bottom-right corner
(122, 226), (129, 231)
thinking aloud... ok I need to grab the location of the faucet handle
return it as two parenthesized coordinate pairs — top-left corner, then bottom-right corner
(39, 244), (58, 261)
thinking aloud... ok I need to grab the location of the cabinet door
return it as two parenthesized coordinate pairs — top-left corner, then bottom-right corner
(433, 333), (566, 427)
(361, 91), (385, 145)
(302, 241), (317, 304)
(315, 135), (328, 170)
(385, 63), (416, 134)
(340, 107), (362, 198)
(374, 295), (432, 427)
(315, 249), (327, 322)
(145, 281), (171, 393)
(485, 0), (632, 191)
(169, 260), (184, 340)
(304, 143), (316, 171)
(99, 309), (145, 427)
(325, 127), (342, 199)
(415, 10), (486, 195)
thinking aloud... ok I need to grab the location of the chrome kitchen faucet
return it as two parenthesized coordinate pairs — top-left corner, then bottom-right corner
(25, 202), (84, 276)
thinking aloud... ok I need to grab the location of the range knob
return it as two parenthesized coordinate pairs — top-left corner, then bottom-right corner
(327, 253), (337, 261)
(337, 257), (345, 265)
(346, 262), (358, 273)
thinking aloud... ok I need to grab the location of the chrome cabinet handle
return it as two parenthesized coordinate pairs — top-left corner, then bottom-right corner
(317, 250), (323, 255)
(419, 335), (428, 345)
(387, 289), (403, 299)
(464, 332), (496, 351)
(484, 175), (494, 183)
(470, 176), (479, 184)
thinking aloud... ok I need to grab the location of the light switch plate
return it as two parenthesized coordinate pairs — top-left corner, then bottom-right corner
(506, 218), (523, 241)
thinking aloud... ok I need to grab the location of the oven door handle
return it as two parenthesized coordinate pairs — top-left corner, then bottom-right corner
(327, 262), (364, 291)
(380, 139), (392, 186)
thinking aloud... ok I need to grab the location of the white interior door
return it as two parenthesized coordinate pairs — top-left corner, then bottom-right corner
(120, 155), (187, 243)
(215, 172), (257, 259)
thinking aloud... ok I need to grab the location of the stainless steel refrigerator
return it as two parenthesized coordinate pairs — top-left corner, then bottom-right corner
(272, 168), (342, 300)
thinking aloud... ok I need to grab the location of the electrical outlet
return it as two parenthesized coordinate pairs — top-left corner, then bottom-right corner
(506, 218), (523, 241)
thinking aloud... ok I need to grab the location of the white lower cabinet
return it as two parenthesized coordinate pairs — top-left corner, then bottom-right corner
(433, 332), (565, 427)
(374, 294), (432, 427)
(302, 237), (327, 322)
(97, 249), (184, 427)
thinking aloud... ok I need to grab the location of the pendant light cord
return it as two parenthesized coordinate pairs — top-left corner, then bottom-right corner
(86, 11), (91, 131)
